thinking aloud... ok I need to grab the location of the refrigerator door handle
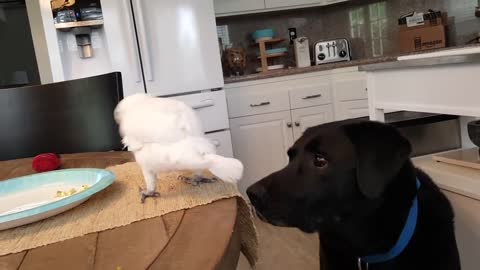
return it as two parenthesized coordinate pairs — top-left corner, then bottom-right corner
(121, 0), (142, 83)
(191, 99), (215, 110)
(132, 0), (153, 82)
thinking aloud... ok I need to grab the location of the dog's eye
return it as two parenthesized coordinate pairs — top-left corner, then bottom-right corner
(314, 154), (328, 168)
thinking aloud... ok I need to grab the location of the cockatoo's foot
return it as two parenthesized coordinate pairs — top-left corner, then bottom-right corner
(178, 175), (218, 186)
(140, 190), (160, 203)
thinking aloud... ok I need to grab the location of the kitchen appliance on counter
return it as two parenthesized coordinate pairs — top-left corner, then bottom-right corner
(314, 38), (351, 65)
(294, 37), (311, 68)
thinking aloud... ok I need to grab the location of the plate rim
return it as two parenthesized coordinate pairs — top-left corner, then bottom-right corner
(0, 168), (115, 224)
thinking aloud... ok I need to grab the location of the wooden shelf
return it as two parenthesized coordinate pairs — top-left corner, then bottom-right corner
(256, 38), (286, 44)
(255, 38), (287, 73)
(55, 20), (104, 30)
(257, 52), (287, 59)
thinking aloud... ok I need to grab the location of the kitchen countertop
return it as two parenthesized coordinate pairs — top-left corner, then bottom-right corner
(223, 56), (396, 84)
(224, 43), (480, 84)
(360, 48), (480, 71)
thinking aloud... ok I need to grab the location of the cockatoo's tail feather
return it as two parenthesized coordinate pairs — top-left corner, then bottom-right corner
(205, 154), (243, 183)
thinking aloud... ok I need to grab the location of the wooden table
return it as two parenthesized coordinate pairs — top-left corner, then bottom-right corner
(0, 152), (241, 270)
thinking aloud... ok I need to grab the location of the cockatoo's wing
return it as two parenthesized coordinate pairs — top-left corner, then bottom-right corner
(115, 94), (204, 150)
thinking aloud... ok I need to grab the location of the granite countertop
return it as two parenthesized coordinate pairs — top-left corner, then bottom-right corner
(223, 56), (396, 84)
(224, 43), (480, 84)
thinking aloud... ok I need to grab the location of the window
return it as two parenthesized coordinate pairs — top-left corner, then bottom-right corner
(349, 7), (365, 39)
(448, 0), (477, 22)
(369, 2), (387, 57)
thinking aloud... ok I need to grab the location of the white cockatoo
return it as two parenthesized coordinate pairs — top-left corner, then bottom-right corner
(114, 93), (243, 203)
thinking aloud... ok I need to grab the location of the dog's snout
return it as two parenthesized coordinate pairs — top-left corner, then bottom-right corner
(247, 184), (267, 208)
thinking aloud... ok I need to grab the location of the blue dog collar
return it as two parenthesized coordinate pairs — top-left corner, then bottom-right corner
(358, 178), (421, 269)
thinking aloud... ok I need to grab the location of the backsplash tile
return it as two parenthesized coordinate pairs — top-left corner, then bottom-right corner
(216, 0), (480, 75)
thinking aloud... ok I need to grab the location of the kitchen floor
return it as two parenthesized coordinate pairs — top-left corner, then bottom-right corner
(236, 217), (319, 270)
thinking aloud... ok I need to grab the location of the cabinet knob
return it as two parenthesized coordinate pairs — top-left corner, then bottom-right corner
(212, 140), (220, 147)
(287, 122), (292, 128)
(295, 121), (300, 127)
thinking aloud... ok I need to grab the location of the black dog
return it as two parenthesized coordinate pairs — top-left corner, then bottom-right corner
(247, 120), (460, 270)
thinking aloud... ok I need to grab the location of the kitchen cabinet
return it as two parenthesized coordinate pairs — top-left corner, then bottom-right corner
(332, 72), (368, 102)
(215, 0), (348, 16)
(226, 68), (367, 193)
(336, 100), (369, 120)
(332, 71), (369, 120)
(288, 79), (331, 109)
(265, 0), (324, 9)
(230, 111), (294, 196)
(213, 0), (265, 14)
(291, 105), (334, 140)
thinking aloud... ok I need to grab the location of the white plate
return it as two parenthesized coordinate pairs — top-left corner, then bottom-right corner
(0, 169), (115, 231)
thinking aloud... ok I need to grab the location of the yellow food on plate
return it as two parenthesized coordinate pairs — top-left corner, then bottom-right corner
(55, 185), (89, 199)
(56, 191), (67, 198)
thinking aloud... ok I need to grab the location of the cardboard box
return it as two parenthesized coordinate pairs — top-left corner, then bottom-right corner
(398, 12), (447, 53)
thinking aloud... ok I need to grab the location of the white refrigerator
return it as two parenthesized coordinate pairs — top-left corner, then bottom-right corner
(101, 0), (233, 157)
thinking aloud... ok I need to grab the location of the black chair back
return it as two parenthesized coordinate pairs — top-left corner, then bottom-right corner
(0, 72), (124, 161)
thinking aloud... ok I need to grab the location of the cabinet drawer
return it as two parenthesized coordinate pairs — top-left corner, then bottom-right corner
(205, 130), (234, 158)
(289, 81), (332, 109)
(171, 90), (229, 132)
(227, 88), (290, 118)
(336, 100), (369, 120)
(214, 0), (265, 14)
(334, 74), (368, 101)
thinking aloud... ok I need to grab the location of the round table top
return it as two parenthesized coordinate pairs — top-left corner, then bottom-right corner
(0, 152), (240, 270)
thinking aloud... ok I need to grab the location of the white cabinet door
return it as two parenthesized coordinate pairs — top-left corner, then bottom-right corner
(336, 100), (369, 120)
(101, 0), (145, 97)
(214, 0), (265, 14)
(265, 0), (324, 9)
(291, 105), (334, 140)
(230, 111), (294, 195)
(332, 72), (368, 102)
(132, 0), (224, 96)
(332, 71), (369, 120)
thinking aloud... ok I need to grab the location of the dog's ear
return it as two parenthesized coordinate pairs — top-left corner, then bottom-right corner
(343, 121), (412, 199)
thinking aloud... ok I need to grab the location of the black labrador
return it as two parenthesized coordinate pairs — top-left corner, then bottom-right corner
(247, 120), (460, 270)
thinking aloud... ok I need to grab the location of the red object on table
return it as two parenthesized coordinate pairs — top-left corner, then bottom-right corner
(32, 153), (61, 172)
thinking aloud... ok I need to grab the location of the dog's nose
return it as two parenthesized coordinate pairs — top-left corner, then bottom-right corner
(247, 184), (267, 207)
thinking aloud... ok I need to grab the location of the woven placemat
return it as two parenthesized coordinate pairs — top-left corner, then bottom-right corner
(0, 162), (258, 267)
